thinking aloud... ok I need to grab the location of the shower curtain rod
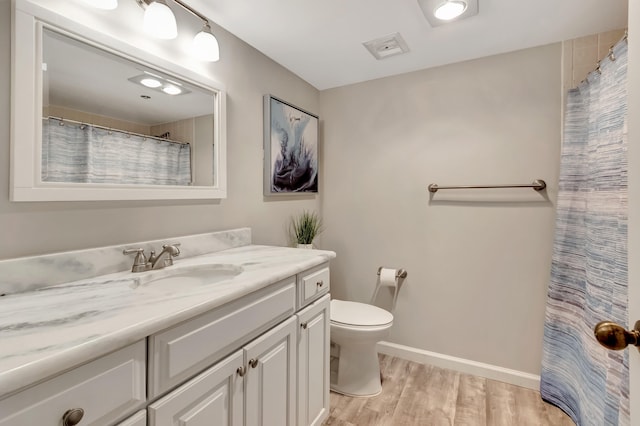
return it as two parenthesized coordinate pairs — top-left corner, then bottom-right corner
(428, 179), (547, 193)
(45, 116), (190, 146)
(581, 29), (628, 84)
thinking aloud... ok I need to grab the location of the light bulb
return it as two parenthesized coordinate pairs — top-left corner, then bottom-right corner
(82, 0), (118, 10)
(162, 85), (182, 95)
(143, 1), (177, 39)
(140, 78), (162, 88)
(434, 0), (467, 20)
(193, 24), (220, 62)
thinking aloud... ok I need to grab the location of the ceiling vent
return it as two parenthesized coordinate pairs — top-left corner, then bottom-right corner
(363, 33), (410, 60)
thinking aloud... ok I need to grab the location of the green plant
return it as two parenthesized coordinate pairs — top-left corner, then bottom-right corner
(291, 210), (323, 245)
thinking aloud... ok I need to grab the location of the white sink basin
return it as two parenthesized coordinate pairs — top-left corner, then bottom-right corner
(132, 264), (244, 293)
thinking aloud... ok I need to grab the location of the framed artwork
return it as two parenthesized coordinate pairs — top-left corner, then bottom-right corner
(263, 95), (319, 195)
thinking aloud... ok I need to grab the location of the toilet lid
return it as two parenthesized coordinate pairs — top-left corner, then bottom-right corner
(331, 300), (393, 326)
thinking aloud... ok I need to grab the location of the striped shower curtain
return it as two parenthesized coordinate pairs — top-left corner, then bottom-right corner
(42, 118), (192, 185)
(540, 40), (628, 425)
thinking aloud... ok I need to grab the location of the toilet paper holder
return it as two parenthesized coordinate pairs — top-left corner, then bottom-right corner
(376, 266), (407, 279)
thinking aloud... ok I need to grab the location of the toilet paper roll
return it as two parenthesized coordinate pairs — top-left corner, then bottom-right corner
(379, 267), (398, 288)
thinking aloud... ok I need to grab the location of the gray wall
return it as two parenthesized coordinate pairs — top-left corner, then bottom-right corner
(320, 44), (562, 375)
(0, 0), (321, 259)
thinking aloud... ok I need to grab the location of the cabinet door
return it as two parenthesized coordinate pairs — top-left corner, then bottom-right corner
(244, 316), (297, 426)
(297, 294), (330, 426)
(148, 350), (244, 426)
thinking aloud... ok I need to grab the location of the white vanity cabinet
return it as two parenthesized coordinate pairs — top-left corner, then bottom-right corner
(146, 265), (328, 426)
(297, 295), (331, 426)
(0, 262), (330, 426)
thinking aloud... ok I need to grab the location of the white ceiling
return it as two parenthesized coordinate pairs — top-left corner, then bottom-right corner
(187, 0), (628, 90)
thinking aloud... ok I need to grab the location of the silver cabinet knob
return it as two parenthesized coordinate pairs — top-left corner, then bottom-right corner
(300, 322), (308, 330)
(316, 280), (324, 288)
(249, 358), (258, 368)
(236, 366), (246, 377)
(62, 408), (84, 426)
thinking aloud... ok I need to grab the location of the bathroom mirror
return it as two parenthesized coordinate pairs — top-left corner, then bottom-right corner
(11, 0), (227, 201)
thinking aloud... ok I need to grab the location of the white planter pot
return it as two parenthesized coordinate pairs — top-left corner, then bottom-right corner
(297, 244), (313, 249)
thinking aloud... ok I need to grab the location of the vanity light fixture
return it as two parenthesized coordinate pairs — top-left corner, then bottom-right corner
(134, 0), (221, 62)
(82, 0), (118, 10)
(417, 0), (478, 27)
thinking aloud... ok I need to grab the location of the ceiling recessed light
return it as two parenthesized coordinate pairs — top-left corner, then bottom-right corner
(128, 74), (190, 95)
(162, 85), (182, 95)
(418, 0), (478, 27)
(140, 78), (162, 88)
(434, 0), (467, 20)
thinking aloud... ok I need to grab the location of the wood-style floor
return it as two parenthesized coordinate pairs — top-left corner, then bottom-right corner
(323, 355), (575, 426)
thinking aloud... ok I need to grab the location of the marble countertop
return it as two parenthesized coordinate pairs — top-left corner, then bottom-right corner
(0, 244), (335, 397)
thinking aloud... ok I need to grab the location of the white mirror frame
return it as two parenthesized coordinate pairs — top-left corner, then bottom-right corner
(10, 0), (227, 201)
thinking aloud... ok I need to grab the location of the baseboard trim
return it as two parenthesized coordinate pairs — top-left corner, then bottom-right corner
(377, 341), (540, 390)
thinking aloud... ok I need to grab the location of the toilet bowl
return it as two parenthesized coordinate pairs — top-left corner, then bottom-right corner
(330, 299), (394, 397)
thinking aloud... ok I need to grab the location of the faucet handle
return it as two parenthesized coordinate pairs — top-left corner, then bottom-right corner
(162, 243), (181, 257)
(123, 248), (151, 273)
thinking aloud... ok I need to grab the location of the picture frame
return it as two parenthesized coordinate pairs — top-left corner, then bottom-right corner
(263, 95), (319, 195)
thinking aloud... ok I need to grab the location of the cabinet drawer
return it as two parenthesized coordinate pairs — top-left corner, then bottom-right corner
(149, 278), (296, 398)
(298, 264), (330, 309)
(0, 341), (146, 426)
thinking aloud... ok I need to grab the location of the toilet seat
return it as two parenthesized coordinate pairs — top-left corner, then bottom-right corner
(331, 300), (393, 327)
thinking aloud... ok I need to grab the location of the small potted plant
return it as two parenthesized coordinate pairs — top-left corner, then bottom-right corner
(291, 210), (323, 248)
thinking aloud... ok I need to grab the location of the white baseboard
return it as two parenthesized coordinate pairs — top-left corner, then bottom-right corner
(377, 341), (540, 390)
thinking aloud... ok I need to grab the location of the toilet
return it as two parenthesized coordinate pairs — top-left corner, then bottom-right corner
(329, 268), (406, 397)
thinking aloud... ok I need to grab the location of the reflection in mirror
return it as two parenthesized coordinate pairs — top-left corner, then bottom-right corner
(41, 28), (215, 186)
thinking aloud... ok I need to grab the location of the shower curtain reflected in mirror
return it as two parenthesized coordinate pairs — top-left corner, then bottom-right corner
(42, 117), (192, 185)
(541, 40), (629, 425)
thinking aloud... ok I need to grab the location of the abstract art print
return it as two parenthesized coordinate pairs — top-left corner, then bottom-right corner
(264, 95), (319, 195)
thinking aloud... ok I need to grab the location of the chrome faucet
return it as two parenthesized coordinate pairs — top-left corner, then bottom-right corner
(123, 242), (181, 272)
(149, 243), (181, 270)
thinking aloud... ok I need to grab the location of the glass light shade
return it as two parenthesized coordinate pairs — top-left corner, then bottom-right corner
(82, 0), (118, 9)
(434, 0), (467, 20)
(193, 29), (220, 62)
(140, 78), (162, 88)
(143, 1), (177, 39)
(162, 85), (182, 95)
